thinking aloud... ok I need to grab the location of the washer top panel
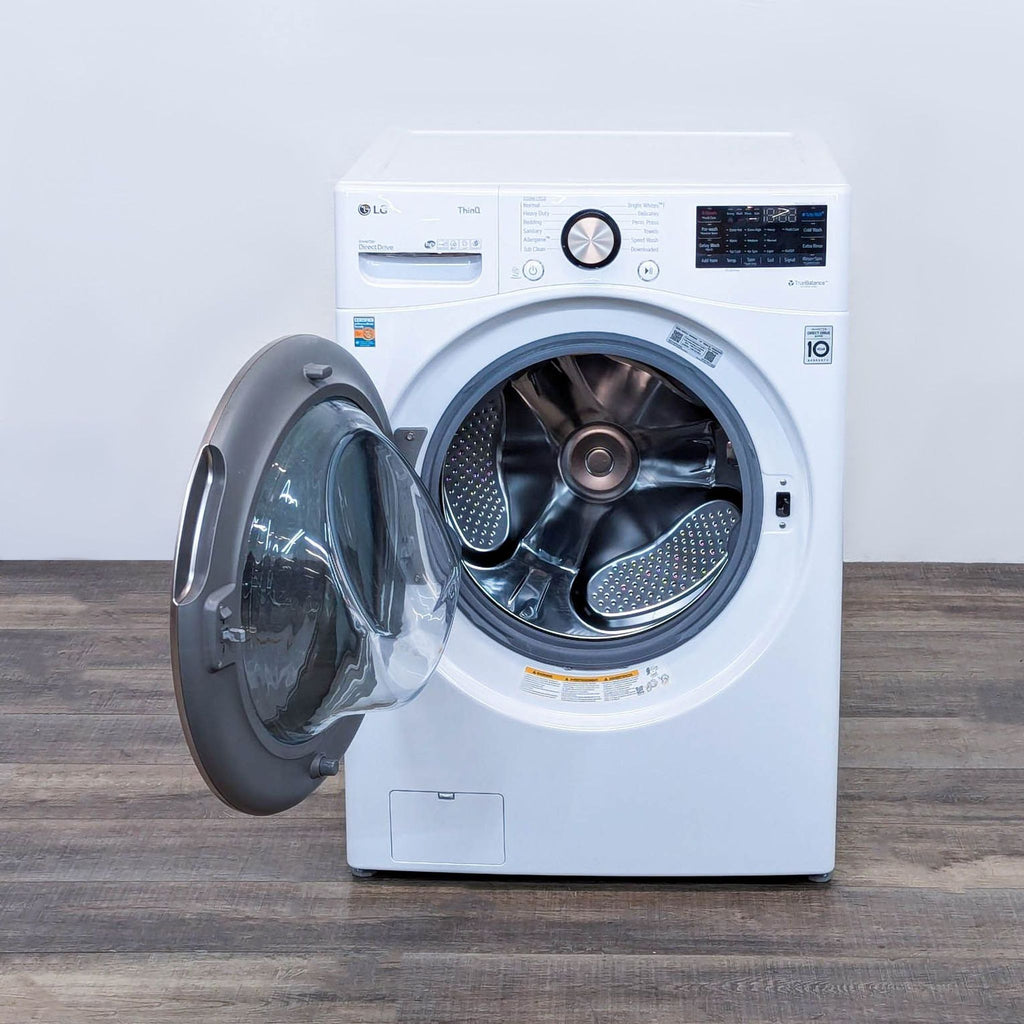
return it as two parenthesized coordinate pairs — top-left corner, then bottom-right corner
(342, 130), (847, 189)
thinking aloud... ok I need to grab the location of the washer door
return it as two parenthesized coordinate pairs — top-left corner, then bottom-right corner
(171, 335), (460, 815)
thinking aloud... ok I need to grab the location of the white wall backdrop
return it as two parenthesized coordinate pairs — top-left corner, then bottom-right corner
(1, 0), (1021, 560)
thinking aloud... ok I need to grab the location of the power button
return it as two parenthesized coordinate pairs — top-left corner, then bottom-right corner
(522, 259), (545, 281)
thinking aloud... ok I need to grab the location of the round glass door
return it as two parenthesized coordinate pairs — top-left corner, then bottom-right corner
(240, 398), (459, 744)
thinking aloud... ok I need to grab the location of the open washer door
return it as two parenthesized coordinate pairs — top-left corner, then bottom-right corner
(171, 335), (460, 815)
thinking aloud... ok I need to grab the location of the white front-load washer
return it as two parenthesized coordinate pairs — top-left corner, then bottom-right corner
(171, 130), (849, 880)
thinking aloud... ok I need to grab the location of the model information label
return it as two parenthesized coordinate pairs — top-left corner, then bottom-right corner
(667, 325), (722, 367)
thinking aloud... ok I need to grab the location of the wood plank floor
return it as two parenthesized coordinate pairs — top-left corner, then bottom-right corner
(1, 561), (1023, 1022)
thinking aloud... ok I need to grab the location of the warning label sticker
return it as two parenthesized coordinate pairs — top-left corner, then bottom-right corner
(666, 325), (723, 368)
(520, 665), (671, 703)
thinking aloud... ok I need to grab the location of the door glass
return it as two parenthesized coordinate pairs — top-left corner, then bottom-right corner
(239, 399), (459, 744)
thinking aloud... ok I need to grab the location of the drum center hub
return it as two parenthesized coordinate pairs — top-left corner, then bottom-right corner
(584, 446), (614, 476)
(560, 424), (638, 501)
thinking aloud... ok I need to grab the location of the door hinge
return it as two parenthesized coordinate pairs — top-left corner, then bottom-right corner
(309, 753), (341, 779)
(303, 362), (333, 383)
(221, 627), (247, 644)
(393, 427), (426, 466)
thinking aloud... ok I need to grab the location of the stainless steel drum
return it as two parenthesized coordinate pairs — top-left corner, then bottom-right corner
(440, 352), (747, 642)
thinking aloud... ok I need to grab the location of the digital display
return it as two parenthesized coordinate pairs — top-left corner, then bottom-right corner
(696, 205), (827, 268)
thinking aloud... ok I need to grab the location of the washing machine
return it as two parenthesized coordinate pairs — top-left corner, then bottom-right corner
(171, 130), (849, 880)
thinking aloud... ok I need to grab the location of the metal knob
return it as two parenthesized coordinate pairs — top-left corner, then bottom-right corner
(561, 210), (621, 269)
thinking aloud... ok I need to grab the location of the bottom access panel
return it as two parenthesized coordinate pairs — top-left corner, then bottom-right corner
(389, 790), (506, 866)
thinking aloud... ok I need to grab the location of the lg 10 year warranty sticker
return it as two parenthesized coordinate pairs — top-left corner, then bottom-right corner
(804, 325), (833, 364)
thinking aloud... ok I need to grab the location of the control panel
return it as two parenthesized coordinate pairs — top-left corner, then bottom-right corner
(696, 205), (827, 268)
(335, 185), (846, 312)
(514, 195), (665, 284)
(490, 190), (844, 310)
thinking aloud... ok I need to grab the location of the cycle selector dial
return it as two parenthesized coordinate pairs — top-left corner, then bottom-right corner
(561, 209), (621, 269)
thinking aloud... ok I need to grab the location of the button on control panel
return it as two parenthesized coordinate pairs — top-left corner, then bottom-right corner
(696, 205), (827, 268)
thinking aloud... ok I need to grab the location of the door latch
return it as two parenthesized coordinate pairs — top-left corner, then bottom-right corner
(202, 583), (239, 670)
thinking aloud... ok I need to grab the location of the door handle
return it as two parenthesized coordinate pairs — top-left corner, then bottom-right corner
(173, 445), (226, 604)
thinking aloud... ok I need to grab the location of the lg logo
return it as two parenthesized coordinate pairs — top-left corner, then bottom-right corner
(358, 202), (389, 216)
